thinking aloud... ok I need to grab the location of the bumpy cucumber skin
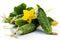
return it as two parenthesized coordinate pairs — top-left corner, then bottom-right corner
(19, 23), (36, 35)
(15, 18), (28, 26)
(37, 5), (52, 34)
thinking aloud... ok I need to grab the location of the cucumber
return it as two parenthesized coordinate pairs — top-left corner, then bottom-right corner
(15, 18), (28, 26)
(37, 5), (52, 34)
(17, 23), (36, 35)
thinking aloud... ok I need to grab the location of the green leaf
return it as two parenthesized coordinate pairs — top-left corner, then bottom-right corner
(14, 3), (26, 15)
(9, 12), (17, 17)
(26, 7), (34, 11)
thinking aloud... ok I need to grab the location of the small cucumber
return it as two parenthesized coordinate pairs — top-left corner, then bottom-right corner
(37, 5), (52, 34)
(17, 23), (36, 35)
(15, 18), (28, 26)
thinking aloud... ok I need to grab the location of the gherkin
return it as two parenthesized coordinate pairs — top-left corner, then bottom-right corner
(37, 5), (52, 34)
(17, 23), (36, 35)
(15, 18), (28, 26)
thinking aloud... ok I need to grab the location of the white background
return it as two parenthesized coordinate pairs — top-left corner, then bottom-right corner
(0, 0), (60, 40)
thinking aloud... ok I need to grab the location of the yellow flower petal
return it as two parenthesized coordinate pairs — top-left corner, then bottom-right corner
(29, 9), (35, 14)
(51, 21), (58, 26)
(23, 10), (29, 16)
(22, 9), (37, 23)
(22, 16), (27, 20)
(29, 9), (37, 19)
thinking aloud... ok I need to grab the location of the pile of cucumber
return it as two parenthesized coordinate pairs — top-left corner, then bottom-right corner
(4, 3), (57, 35)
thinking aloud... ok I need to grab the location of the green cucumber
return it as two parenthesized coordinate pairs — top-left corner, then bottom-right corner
(17, 23), (36, 35)
(15, 18), (28, 26)
(37, 5), (52, 34)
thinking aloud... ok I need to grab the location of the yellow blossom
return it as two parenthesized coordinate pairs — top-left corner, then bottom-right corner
(22, 9), (37, 23)
(51, 21), (58, 26)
